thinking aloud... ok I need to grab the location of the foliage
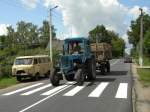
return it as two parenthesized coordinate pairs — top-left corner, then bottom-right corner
(89, 25), (111, 43)
(39, 20), (56, 47)
(111, 37), (125, 57)
(128, 14), (150, 57)
(0, 20), (58, 77)
(144, 29), (150, 55)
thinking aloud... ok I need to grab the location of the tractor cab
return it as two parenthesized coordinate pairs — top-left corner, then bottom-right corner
(63, 38), (85, 55)
(61, 38), (90, 73)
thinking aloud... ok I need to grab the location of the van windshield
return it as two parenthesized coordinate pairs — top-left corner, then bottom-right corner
(15, 58), (33, 65)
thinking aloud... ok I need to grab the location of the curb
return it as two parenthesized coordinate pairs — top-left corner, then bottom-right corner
(131, 63), (138, 112)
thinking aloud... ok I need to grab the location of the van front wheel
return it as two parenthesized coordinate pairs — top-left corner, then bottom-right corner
(16, 76), (22, 82)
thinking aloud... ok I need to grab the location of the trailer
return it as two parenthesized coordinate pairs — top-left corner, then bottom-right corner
(90, 43), (112, 74)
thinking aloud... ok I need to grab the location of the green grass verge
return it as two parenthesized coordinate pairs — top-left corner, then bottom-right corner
(137, 68), (150, 87)
(134, 56), (150, 66)
(143, 56), (150, 66)
(0, 77), (18, 89)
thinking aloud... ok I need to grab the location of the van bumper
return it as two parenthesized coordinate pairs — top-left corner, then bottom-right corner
(15, 73), (32, 78)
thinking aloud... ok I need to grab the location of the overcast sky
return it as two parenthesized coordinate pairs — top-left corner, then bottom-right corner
(0, 0), (150, 53)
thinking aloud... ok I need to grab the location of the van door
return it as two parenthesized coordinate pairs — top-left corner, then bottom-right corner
(40, 58), (46, 75)
(44, 58), (50, 74)
(37, 58), (44, 76)
(33, 58), (40, 76)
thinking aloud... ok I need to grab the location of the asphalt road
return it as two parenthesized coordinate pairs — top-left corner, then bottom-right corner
(0, 59), (133, 112)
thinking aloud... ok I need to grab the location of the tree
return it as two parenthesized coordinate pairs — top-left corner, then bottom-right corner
(16, 21), (39, 47)
(128, 14), (150, 48)
(7, 26), (15, 48)
(144, 29), (150, 55)
(89, 25), (111, 43)
(0, 35), (7, 49)
(39, 20), (56, 47)
(111, 37), (125, 57)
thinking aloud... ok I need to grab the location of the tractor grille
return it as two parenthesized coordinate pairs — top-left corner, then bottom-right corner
(61, 56), (70, 68)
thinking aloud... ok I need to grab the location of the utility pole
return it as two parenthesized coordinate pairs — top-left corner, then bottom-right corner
(49, 6), (58, 70)
(139, 8), (143, 67)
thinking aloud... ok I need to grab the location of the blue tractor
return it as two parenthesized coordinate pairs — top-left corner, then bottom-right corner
(50, 37), (96, 86)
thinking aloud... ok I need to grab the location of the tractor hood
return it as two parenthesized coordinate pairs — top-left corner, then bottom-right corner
(60, 54), (83, 73)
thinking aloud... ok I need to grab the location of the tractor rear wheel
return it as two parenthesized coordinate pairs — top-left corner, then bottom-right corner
(75, 69), (84, 86)
(50, 69), (60, 86)
(87, 58), (96, 80)
(101, 64), (105, 75)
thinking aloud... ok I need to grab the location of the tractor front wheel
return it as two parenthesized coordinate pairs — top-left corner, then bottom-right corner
(50, 69), (60, 86)
(75, 69), (84, 86)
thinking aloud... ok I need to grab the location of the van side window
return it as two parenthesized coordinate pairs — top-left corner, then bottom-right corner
(34, 59), (38, 64)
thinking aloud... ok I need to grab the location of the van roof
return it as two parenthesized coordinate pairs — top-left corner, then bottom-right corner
(16, 55), (49, 59)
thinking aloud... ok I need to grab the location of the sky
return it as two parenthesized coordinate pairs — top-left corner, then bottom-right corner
(0, 0), (150, 54)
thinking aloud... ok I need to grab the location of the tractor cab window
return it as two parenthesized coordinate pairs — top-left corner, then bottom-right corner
(69, 42), (83, 54)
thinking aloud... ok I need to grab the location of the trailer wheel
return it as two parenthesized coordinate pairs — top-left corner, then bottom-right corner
(75, 69), (84, 86)
(106, 61), (110, 73)
(101, 64), (105, 75)
(87, 58), (96, 80)
(50, 69), (60, 86)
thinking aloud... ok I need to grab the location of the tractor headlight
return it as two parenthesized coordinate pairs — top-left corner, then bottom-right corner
(73, 62), (77, 67)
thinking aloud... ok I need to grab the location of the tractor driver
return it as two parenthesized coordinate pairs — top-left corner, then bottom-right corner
(72, 42), (81, 54)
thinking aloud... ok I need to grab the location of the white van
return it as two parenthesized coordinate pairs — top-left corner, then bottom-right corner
(12, 55), (51, 81)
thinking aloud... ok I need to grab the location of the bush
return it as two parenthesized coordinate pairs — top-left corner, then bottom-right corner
(0, 65), (12, 77)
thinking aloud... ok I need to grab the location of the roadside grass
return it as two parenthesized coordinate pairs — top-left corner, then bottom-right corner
(134, 56), (150, 66)
(0, 77), (18, 89)
(137, 68), (150, 87)
(143, 56), (150, 66)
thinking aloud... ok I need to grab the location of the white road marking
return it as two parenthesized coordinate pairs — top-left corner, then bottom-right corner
(88, 82), (109, 97)
(2, 83), (43, 96)
(110, 59), (120, 66)
(41, 82), (75, 96)
(21, 84), (52, 96)
(115, 83), (128, 99)
(19, 84), (73, 112)
(64, 82), (90, 96)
